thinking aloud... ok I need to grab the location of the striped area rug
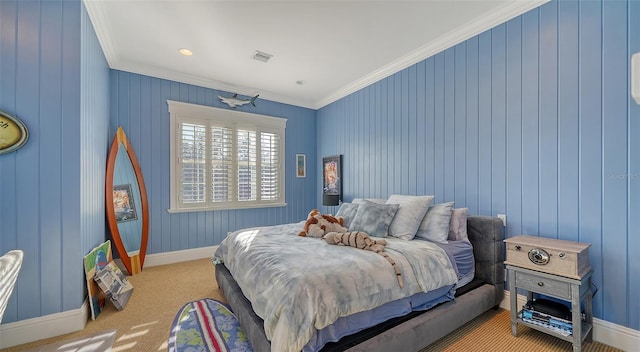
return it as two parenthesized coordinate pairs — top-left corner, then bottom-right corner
(168, 298), (253, 352)
(423, 308), (622, 352)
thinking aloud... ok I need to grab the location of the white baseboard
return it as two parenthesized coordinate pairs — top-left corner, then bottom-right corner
(144, 245), (218, 267)
(0, 245), (218, 349)
(500, 290), (640, 352)
(0, 298), (89, 349)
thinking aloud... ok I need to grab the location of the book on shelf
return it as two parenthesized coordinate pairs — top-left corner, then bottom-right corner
(520, 310), (573, 337)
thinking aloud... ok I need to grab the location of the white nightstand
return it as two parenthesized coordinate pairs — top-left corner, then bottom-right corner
(504, 235), (593, 352)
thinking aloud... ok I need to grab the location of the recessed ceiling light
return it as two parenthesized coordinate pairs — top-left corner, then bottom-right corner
(179, 48), (193, 56)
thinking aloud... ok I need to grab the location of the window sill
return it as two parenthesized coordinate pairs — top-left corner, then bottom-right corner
(167, 202), (288, 213)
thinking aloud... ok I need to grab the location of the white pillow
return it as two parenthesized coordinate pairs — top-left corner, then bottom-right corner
(385, 195), (434, 240)
(416, 201), (455, 243)
(352, 198), (386, 205)
(448, 208), (468, 241)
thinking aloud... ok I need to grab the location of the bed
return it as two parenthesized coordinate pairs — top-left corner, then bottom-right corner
(214, 208), (504, 352)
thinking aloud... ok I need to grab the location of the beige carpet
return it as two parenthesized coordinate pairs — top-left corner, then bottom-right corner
(2, 259), (226, 352)
(424, 308), (622, 352)
(2, 258), (622, 352)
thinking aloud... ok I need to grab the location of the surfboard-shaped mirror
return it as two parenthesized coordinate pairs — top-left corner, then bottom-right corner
(106, 127), (149, 275)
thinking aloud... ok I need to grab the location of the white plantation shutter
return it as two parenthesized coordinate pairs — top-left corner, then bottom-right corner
(179, 122), (207, 205)
(168, 100), (286, 212)
(261, 132), (279, 200)
(237, 129), (257, 201)
(210, 125), (233, 203)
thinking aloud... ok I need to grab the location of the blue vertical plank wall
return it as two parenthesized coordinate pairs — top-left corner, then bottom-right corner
(80, 0), (110, 302)
(520, 11), (540, 238)
(629, 0), (640, 332)
(109, 71), (317, 254)
(601, 0), (629, 326)
(505, 17), (523, 237)
(0, 0), (109, 324)
(465, 38), (479, 216)
(557, 1), (580, 245)
(317, 0), (640, 331)
(578, 0), (605, 320)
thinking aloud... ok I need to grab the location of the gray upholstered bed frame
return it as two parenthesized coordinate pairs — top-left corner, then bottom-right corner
(215, 216), (505, 352)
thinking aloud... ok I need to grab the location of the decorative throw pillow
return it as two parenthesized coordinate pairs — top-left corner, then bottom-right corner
(349, 202), (400, 237)
(415, 201), (455, 243)
(448, 208), (469, 241)
(335, 202), (359, 228)
(385, 195), (434, 240)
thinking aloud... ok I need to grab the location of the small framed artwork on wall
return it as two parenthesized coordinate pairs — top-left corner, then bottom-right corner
(322, 155), (342, 206)
(296, 154), (306, 178)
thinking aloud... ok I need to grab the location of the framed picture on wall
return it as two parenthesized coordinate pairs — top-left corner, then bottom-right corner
(322, 155), (341, 196)
(296, 154), (306, 178)
(113, 184), (138, 222)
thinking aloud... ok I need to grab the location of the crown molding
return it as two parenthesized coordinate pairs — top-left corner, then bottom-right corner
(314, 0), (550, 109)
(83, 0), (117, 68)
(111, 61), (317, 109)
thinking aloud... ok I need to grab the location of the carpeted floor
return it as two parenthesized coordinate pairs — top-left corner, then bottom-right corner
(1, 258), (622, 352)
(2, 258), (226, 352)
(424, 308), (621, 352)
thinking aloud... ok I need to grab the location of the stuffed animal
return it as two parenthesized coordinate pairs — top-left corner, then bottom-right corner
(299, 209), (347, 238)
(323, 231), (404, 288)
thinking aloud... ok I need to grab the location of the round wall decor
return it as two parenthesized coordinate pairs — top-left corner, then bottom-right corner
(0, 110), (28, 155)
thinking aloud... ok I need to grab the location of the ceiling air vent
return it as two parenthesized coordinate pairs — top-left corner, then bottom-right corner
(252, 50), (273, 63)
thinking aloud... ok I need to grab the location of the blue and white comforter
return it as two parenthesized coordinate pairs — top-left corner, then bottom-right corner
(213, 222), (457, 352)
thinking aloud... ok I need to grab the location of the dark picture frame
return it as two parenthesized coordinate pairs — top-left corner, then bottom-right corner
(322, 155), (342, 196)
(113, 184), (138, 222)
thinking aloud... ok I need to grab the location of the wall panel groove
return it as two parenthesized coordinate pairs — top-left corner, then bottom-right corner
(318, 0), (639, 331)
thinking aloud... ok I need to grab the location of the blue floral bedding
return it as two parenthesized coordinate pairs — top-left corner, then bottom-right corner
(213, 222), (457, 352)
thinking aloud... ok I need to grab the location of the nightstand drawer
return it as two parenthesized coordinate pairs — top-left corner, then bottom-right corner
(515, 271), (571, 299)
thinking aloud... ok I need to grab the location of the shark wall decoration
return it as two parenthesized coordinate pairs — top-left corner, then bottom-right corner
(219, 94), (259, 108)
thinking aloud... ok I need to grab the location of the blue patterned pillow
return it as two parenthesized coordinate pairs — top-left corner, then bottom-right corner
(348, 202), (399, 237)
(415, 201), (454, 243)
(385, 195), (434, 240)
(335, 202), (359, 228)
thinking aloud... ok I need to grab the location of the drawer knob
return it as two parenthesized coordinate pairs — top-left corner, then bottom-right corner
(515, 245), (521, 251)
(538, 282), (544, 287)
(558, 252), (566, 258)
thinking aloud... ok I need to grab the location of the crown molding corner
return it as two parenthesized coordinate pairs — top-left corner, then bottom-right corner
(83, 0), (118, 68)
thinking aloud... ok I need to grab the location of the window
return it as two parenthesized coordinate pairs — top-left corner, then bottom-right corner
(168, 100), (286, 212)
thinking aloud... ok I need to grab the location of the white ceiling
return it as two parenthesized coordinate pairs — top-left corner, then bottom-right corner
(84, 0), (548, 109)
